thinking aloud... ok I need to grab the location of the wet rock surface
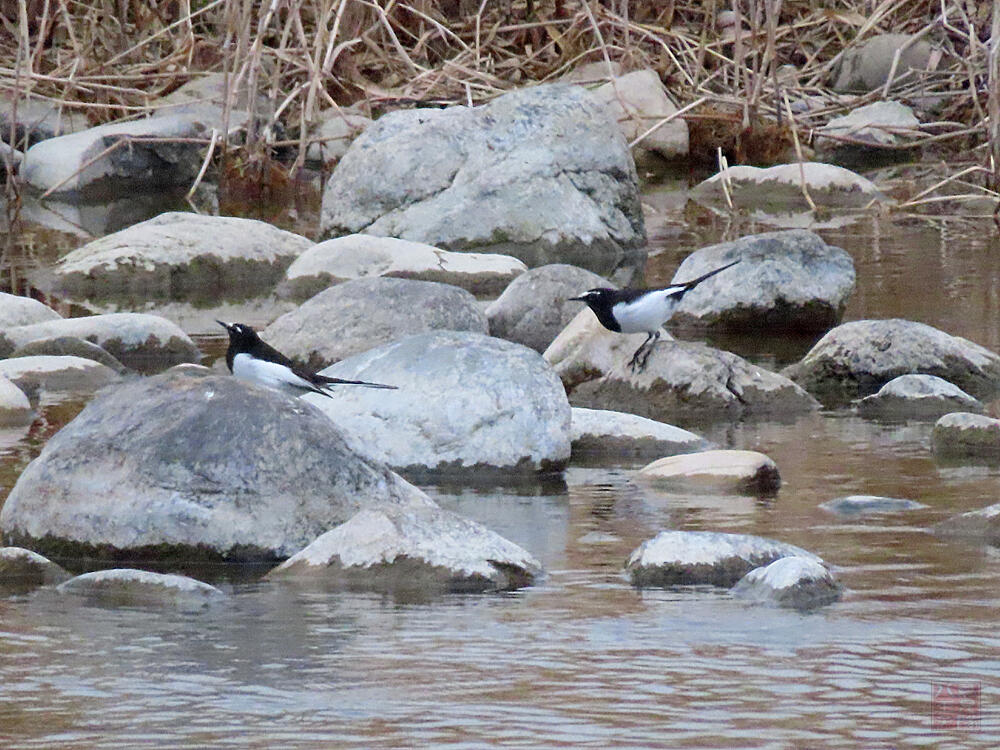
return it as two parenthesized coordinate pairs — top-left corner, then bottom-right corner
(856, 374), (984, 419)
(0, 355), (120, 398)
(731, 556), (842, 610)
(57, 569), (224, 607)
(637, 449), (781, 495)
(820, 495), (927, 516)
(569, 407), (711, 459)
(0, 546), (72, 592)
(931, 412), (1000, 458)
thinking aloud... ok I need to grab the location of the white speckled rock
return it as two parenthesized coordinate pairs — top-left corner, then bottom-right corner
(0, 547), (71, 590)
(308, 331), (571, 478)
(592, 69), (688, 161)
(0, 376), (32, 427)
(50, 212), (312, 300)
(268, 506), (541, 592)
(0, 292), (61, 328)
(0, 313), (200, 372)
(669, 229), (855, 332)
(783, 319), (1000, 407)
(283, 234), (526, 300)
(265, 277), (488, 371)
(560, 337), (818, 424)
(857, 374), (983, 419)
(637, 450), (781, 495)
(820, 494), (927, 516)
(20, 114), (210, 195)
(931, 412), (1000, 458)
(626, 530), (822, 587)
(692, 162), (887, 210)
(731, 556), (841, 609)
(488, 264), (612, 353)
(934, 502), (1000, 545)
(57, 569), (223, 606)
(570, 407), (710, 458)
(0, 355), (120, 397)
(0, 369), (434, 562)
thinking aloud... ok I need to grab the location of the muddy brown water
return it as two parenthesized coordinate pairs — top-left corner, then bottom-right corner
(2, 177), (1000, 747)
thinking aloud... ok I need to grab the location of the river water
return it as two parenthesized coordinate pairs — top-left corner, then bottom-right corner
(2, 175), (999, 747)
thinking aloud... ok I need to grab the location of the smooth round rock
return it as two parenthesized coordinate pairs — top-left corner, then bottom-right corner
(731, 556), (841, 609)
(637, 449), (781, 495)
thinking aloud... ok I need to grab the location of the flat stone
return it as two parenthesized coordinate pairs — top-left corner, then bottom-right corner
(592, 69), (688, 160)
(308, 331), (571, 478)
(857, 374), (984, 419)
(0, 292), (61, 328)
(57, 569), (223, 607)
(0, 313), (200, 373)
(0, 547), (72, 591)
(820, 494), (927, 516)
(570, 407), (711, 458)
(932, 412), (1000, 458)
(692, 162), (887, 211)
(0, 355), (120, 397)
(934, 502), (1000, 545)
(10, 336), (127, 374)
(264, 277), (488, 371)
(0, 377), (32, 427)
(816, 101), (922, 165)
(626, 530), (822, 588)
(320, 84), (646, 277)
(669, 229), (855, 332)
(268, 506), (541, 593)
(488, 264), (612, 353)
(783, 319), (1000, 407)
(731, 556), (841, 609)
(283, 234), (526, 300)
(0, 369), (433, 562)
(637, 449), (781, 495)
(49, 212), (312, 301)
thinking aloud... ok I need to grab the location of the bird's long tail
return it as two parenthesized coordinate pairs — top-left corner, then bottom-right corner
(315, 375), (397, 390)
(678, 258), (740, 290)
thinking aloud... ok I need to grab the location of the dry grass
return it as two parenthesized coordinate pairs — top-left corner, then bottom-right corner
(0, 1), (995, 200)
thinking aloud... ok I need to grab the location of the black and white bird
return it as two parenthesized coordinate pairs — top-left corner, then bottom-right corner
(569, 259), (740, 371)
(217, 321), (395, 398)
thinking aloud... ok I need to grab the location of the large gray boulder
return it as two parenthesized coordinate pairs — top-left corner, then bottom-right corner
(283, 234), (526, 301)
(731, 556), (842, 609)
(48, 212), (313, 301)
(0, 292), (61, 328)
(856, 374), (984, 419)
(559, 338), (819, 423)
(268, 506), (541, 593)
(782, 319), (1000, 407)
(320, 84), (646, 277)
(669, 230), (855, 332)
(20, 114), (211, 196)
(0, 313), (200, 372)
(0, 369), (433, 562)
(626, 530), (823, 588)
(264, 277), (488, 371)
(308, 331), (571, 478)
(487, 264), (612, 353)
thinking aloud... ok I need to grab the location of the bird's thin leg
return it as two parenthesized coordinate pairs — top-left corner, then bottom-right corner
(629, 331), (657, 372)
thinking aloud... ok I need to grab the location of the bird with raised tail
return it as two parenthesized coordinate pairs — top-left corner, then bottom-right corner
(569, 259), (740, 371)
(217, 321), (396, 398)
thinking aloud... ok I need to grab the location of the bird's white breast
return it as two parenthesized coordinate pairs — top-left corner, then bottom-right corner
(611, 288), (683, 334)
(232, 352), (314, 393)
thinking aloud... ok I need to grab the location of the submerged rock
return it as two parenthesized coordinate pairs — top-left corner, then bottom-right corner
(692, 162), (886, 211)
(488, 264), (612, 353)
(264, 277), (488, 371)
(669, 229), (855, 332)
(283, 234), (526, 300)
(856, 374), (984, 419)
(570, 407), (710, 459)
(783, 319), (1000, 407)
(49, 212), (312, 301)
(57, 569), (223, 607)
(931, 412), (1000, 458)
(0, 377), (32, 427)
(320, 84), (646, 277)
(562, 338), (818, 423)
(0, 292), (61, 328)
(308, 331), (571, 478)
(0, 369), (433, 562)
(934, 503), (1000, 545)
(626, 530), (823, 588)
(731, 556), (841, 609)
(820, 494), (927, 516)
(0, 547), (71, 592)
(637, 450), (781, 495)
(268, 506), (541, 593)
(0, 313), (200, 372)
(0, 355), (119, 398)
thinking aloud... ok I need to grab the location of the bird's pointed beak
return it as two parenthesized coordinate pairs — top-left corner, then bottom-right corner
(216, 320), (233, 332)
(568, 295), (587, 302)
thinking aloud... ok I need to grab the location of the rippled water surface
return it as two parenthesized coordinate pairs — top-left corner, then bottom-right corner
(3, 176), (1000, 747)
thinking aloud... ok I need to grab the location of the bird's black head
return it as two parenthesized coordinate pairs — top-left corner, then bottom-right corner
(217, 320), (261, 351)
(568, 288), (620, 332)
